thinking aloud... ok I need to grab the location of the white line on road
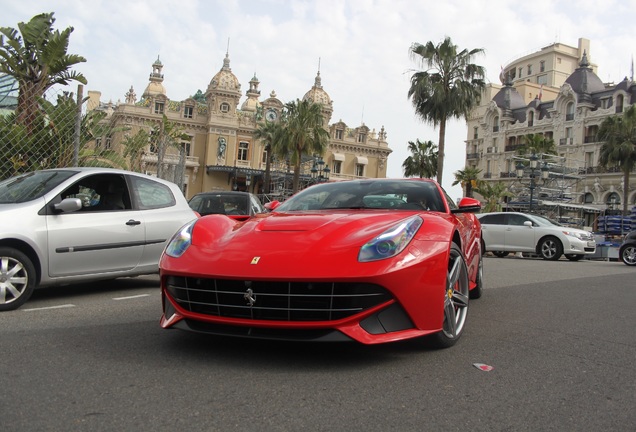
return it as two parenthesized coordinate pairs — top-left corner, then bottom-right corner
(112, 294), (151, 301)
(22, 304), (76, 312)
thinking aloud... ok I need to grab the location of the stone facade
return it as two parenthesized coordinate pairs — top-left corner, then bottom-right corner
(465, 38), (635, 227)
(88, 53), (392, 200)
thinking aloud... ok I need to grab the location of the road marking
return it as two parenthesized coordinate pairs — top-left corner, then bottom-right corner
(112, 294), (151, 301)
(22, 304), (76, 312)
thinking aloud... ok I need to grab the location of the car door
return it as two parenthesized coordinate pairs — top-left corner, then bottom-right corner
(46, 173), (145, 277)
(503, 214), (536, 252)
(479, 213), (506, 250)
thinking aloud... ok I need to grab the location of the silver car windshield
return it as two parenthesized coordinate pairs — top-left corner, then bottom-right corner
(530, 214), (563, 227)
(0, 170), (77, 204)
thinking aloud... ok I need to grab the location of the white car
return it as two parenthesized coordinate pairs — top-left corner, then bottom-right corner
(477, 212), (596, 261)
(0, 168), (198, 311)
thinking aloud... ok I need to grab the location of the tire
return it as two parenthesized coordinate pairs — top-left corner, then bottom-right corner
(480, 239), (486, 256)
(538, 236), (563, 261)
(492, 251), (509, 258)
(620, 244), (636, 266)
(428, 243), (469, 349)
(565, 254), (584, 261)
(470, 252), (483, 300)
(0, 247), (36, 312)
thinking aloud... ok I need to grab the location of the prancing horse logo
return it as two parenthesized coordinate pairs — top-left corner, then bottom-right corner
(244, 288), (256, 307)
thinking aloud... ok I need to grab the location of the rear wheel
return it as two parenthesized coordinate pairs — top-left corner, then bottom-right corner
(492, 251), (509, 258)
(429, 243), (469, 349)
(565, 254), (584, 261)
(620, 244), (636, 266)
(538, 236), (563, 261)
(0, 247), (36, 312)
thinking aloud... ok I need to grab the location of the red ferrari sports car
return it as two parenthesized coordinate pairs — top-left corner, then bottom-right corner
(160, 178), (483, 348)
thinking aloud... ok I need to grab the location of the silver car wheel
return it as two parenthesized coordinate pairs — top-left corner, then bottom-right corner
(621, 245), (636, 266)
(442, 246), (470, 340)
(539, 236), (563, 261)
(0, 248), (36, 311)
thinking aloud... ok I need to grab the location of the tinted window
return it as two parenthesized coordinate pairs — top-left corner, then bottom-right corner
(507, 214), (530, 226)
(130, 176), (176, 210)
(61, 174), (131, 211)
(479, 214), (505, 225)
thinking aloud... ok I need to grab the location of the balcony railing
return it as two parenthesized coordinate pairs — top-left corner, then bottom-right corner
(584, 135), (598, 143)
(483, 172), (492, 179)
(466, 152), (479, 159)
(559, 138), (573, 146)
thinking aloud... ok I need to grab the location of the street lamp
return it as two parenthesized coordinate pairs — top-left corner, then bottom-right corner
(245, 175), (251, 192)
(311, 156), (330, 183)
(516, 154), (549, 211)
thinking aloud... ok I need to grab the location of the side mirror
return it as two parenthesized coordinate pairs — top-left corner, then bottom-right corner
(524, 221), (533, 227)
(264, 200), (281, 211)
(451, 197), (481, 214)
(53, 197), (82, 213)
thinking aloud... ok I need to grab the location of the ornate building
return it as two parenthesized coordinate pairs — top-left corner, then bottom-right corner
(465, 38), (635, 228)
(87, 52), (392, 199)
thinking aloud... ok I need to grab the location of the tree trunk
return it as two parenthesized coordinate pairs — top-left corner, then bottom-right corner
(436, 118), (447, 185)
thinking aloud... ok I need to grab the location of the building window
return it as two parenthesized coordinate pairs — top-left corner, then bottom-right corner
(357, 133), (366, 143)
(528, 111), (534, 127)
(262, 150), (268, 164)
(616, 95), (624, 113)
(332, 161), (342, 174)
(473, 127), (478, 139)
(181, 140), (191, 156)
(583, 192), (594, 204)
(601, 98), (610, 109)
(540, 61), (545, 72)
(335, 129), (343, 140)
(518, 67), (522, 78)
(238, 141), (249, 161)
(105, 136), (112, 150)
(95, 137), (102, 149)
(537, 74), (548, 85)
(493, 116), (499, 132)
(355, 164), (365, 177)
(184, 106), (193, 118)
(220, 102), (230, 113)
(154, 101), (164, 114)
(566, 102), (574, 121)
(527, 64), (532, 75)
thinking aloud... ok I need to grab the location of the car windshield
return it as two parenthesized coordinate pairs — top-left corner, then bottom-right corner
(0, 170), (77, 204)
(276, 179), (445, 212)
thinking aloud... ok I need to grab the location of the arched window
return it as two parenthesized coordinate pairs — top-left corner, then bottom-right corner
(616, 94), (624, 113)
(583, 192), (594, 204)
(493, 116), (500, 132)
(528, 111), (534, 126)
(566, 102), (574, 121)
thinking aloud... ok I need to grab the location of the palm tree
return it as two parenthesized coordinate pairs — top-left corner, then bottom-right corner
(253, 120), (282, 194)
(517, 133), (557, 158)
(122, 129), (151, 172)
(276, 98), (329, 193)
(598, 104), (636, 218)
(474, 181), (511, 213)
(150, 114), (190, 180)
(408, 36), (485, 185)
(0, 12), (87, 133)
(402, 139), (438, 178)
(453, 166), (482, 197)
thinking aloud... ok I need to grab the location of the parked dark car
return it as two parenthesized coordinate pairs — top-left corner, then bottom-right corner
(619, 231), (636, 266)
(188, 191), (266, 221)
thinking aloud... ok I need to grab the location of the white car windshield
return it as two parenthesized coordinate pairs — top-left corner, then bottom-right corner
(530, 214), (563, 227)
(0, 170), (77, 204)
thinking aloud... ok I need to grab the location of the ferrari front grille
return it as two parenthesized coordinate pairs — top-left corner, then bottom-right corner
(165, 276), (393, 322)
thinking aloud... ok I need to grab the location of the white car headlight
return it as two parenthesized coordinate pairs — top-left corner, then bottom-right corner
(359, 216), (423, 262)
(562, 230), (586, 240)
(165, 221), (196, 258)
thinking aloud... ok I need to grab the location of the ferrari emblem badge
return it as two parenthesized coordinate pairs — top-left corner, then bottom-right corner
(251, 257), (260, 264)
(244, 288), (256, 307)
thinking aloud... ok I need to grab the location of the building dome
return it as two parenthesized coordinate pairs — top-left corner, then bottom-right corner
(143, 56), (167, 97)
(209, 52), (241, 93)
(564, 51), (605, 95)
(303, 70), (332, 107)
(492, 84), (526, 110)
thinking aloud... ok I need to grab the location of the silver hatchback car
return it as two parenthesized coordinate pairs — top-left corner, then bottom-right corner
(0, 168), (198, 311)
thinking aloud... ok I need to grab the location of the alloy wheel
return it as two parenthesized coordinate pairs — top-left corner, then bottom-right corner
(442, 247), (469, 340)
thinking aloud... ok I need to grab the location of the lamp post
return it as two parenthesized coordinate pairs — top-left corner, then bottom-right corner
(516, 153), (549, 211)
(311, 156), (330, 183)
(245, 175), (251, 193)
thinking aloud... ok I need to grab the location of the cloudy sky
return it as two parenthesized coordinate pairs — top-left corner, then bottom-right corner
(4, 0), (636, 198)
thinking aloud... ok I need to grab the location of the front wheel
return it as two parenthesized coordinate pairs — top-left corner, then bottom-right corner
(0, 247), (36, 312)
(538, 237), (563, 261)
(565, 254), (584, 261)
(620, 244), (636, 266)
(428, 243), (469, 349)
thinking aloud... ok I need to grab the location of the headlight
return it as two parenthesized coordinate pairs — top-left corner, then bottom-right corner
(165, 221), (196, 258)
(562, 230), (585, 240)
(358, 216), (423, 262)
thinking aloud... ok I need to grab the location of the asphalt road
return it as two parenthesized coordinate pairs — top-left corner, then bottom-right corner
(1, 257), (635, 432)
